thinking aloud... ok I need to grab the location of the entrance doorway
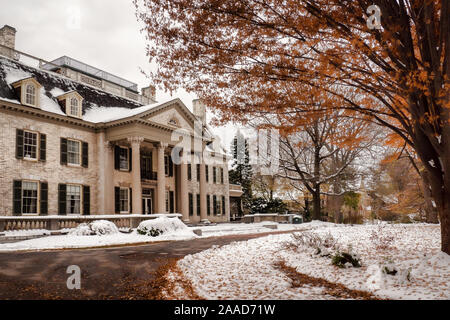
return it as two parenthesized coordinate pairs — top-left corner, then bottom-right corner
(142, 197), (153, 215)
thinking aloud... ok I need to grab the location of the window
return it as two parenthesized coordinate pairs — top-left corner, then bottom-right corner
(196, 194), (200, 216)
(213, 167), (217, 183)
(188, 164), (192, 180)
(67, 139), (81, 165)
(69, 97), (80, 117)
(168, 118), (178, 126)
(25, 84), (36, 106)
(23, 131), (37, 160)
(206, 165), (209, 182)
(22, 181), (38, 214)
(207, 195), (211, 216)
(189, 193), (193, 216)
(119, 147), (129, 171)
(165, 191), (170, 213)
(213, 195), (217, 216)
(164, 155), (170, 176)
(66, 185), (81, 215)
(119, 188), (129, 213)
(196, 164), (200, 182)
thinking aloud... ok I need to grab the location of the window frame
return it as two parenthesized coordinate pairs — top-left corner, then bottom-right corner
(66, 184), (82, 215)
(23, 83), (38, 108)
(164, 155), (170, 176)
(68, 97), (81, 118)
(22, 130), (38, 161)
(118, 146), (130, 171)
(165, 190), (170, 213)
(67, 139), (82, 166)
(119, 187), (130, 214)
(21, 180), (40, 215)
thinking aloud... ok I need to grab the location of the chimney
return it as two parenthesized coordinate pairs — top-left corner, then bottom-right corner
(0, 25), (17, 59)
(141, 85), (156, 103)
(192, 99), (206, 125)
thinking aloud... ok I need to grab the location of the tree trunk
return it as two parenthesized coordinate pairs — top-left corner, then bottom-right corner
(420, 170), (439, 223)
(312, 188), (321, 221)
(438, 196), (450, 255)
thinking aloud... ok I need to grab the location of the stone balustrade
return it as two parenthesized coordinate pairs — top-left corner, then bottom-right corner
(0, 214), (182, 232)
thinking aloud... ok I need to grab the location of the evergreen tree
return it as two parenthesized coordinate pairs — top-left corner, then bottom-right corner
(229, 131), (253, 212)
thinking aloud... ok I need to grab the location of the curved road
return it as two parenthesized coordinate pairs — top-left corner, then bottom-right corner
(0, 230), (296, 300)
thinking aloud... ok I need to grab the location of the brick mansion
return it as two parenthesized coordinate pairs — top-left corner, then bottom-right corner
(0, 25), (243, 223)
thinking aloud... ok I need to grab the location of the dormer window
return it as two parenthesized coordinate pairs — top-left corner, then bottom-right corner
(56, 91), (83, 118)
(70, 97), (79, 117)
(25, 84), (36, 105)
(11, 77), (42, 108)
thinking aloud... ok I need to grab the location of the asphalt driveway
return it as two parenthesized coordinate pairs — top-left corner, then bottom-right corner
(0, 230), (296, 299)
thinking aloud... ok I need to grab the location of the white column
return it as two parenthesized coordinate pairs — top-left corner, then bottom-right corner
(156, 142), (167, 213)
(128, 137), (144, 214)
(104, 141), (114, 214)
(199, 158), (207, 221)
(97, 132), (106, 215)
(180, 151), (189, 222)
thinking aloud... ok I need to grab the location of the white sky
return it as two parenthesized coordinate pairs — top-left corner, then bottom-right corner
(0, 0), (238, 150)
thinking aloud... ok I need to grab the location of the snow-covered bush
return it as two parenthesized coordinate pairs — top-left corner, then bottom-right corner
(366, 262), (412, 290)
(69, 220), (119, 236)
(331, 251), (361, 268)
(137, 216), (189, 237)
(285, 231), (337, 255)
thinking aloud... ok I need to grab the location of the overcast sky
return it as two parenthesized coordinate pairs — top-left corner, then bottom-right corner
(0, 0), (238, 150)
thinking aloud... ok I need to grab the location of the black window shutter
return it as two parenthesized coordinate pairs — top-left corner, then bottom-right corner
(82, 142), (88, 168)
(114, 146), (120, 170)
(114, 187), (120, 213)
(13, 180), (22, 215)
(196, 194), (200, 216)
(206, 165), (209, 182)
(128, 148), (132, 172)
(83, 186), (90, 215)
(221, 168), (224, 184)
(39, 134), (46, 162)
(40, 182), (48, 215)
(16, 129), (24, 159)
(189, 193), (193, 216)
(213, 195), (217, 215)
(169, 156), (173, 177)
(129, 188), (133, 213)
(60, 138), (68, 165)
(58, 184), (67, 215)
(207, 195), (210, 216)
(222, 196), (226, 215)
(170, 191), (174, 213)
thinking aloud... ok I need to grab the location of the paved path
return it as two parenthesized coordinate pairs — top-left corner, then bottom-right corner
(0, 230), (296, 299)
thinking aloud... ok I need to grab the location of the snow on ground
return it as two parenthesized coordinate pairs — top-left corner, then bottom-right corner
(0, 220), (309, 252)
(171, 222), (449, 300)
(194, 221), (313, 237)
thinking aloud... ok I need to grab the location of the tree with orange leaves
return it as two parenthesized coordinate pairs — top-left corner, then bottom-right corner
(135, 0), (450, 253)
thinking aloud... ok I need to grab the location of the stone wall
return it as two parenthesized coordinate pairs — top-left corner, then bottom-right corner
(0, 111), (99, 216)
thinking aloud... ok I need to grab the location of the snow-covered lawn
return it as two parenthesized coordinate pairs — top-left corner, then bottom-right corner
(168, 222), (449, 300)
(0, 219), (306, 252)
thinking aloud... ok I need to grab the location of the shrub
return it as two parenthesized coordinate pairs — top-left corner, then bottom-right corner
(331, 251), (361, 268)
(285, 231), (337, 254)
(137, 226), (163, 237)
(69, 220), (119, 236)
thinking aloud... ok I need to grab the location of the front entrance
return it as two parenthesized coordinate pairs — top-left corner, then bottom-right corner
(142, 197), (153, 215)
